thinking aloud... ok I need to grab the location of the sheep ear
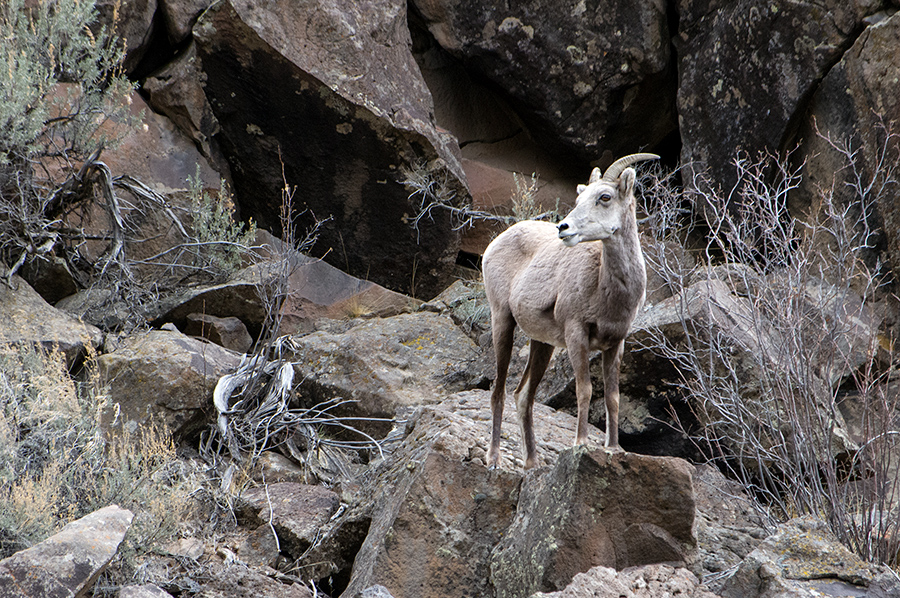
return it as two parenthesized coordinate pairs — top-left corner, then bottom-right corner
(618, 168), (636, 194)
(588, 167), (602, 184)
(577, 184), (587, 194)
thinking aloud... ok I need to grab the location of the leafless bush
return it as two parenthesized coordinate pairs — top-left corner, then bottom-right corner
(401, 159), (560, 235)
(640, 125), (900, 564)
(201, 175), (400, 487)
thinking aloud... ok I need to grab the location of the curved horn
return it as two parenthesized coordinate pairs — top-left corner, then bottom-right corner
(602, 153), (660, 182)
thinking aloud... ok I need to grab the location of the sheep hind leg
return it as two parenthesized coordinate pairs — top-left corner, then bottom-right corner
(514, 340), (553, 469)
(487, 310), (516, 469)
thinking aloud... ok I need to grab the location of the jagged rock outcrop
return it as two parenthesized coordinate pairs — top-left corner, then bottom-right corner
(0, 505), (133, 598)
(97, 328), (242, 439)
(192, 0), (468, 298)
(675, 0), (882, 199)
(335, 390), (607, 598)
(0, 275), (103, 368)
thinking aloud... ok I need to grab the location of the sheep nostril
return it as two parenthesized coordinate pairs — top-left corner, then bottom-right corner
(557, 222), (569, 232)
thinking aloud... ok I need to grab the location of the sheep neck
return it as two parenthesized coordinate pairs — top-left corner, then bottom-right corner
(598, 211), (644, 300)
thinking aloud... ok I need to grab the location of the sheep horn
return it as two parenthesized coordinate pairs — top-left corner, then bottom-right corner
(602, 153), (660, 182)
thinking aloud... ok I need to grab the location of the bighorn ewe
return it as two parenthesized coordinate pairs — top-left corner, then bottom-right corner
(482, 153), (658, 469)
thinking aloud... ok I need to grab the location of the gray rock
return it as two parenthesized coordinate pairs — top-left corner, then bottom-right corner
(793, 12), (900, 284)
(118, 584), (174, 598)
(490, 448), (696, 598)
(97, 328), (242, 439)
(692, 464), (767, 582)
(0, 505), (134, 598)
(185, 313), (253, 353)
(0, 275), (103, 368)
(290, 312), (486, 423)
(235, 483), (340, 558)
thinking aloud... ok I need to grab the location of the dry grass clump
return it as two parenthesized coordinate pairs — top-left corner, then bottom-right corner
(0, 343), (218, 582)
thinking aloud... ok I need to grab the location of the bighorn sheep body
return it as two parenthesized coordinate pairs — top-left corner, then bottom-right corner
(482, 154), (658, 469)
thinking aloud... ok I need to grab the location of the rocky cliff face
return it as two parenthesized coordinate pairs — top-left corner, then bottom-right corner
(4, 1), (900, 597)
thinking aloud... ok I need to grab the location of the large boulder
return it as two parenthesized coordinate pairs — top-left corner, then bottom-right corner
(97, 328), (242, 439)
(411, 0), (675, 161)
(675, 0), (881, 198)
(0, 276), (103, 368)
(490, 448), (696, 598)
(792, 11), (900, 283)
(0, 505), (133, 598)
(193, 0), (468, 298)
(299, 390), (607, 594)
(338, 390), (608, 598)
(289, 312), (486, 423)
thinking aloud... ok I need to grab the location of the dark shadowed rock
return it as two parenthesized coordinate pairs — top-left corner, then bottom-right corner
(532, 564), (719, 598)
(0, 505), (133, 598)
(158, 0), (211, 43)
(96, 0), (157, 73)
(676, 0), (880, 198)
(193, 0), (468, 298)
(490, 448), (696, 598)
(0, 275), (103, 368)
(412, 0), (675, 161)
(19, 255), (78, 305)
(792, 11), (900, 282)
(143, 43), (233, 179)
(97, 328), (241, 439)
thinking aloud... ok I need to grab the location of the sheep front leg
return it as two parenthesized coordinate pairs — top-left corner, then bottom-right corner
(601, 341), (624, 449)
(567, 330), (593, 446)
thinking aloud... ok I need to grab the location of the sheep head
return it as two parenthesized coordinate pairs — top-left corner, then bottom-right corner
(557, 153), (659, 247)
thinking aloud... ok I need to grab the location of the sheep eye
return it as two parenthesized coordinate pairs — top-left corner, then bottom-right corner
(596, 193), (612, 205)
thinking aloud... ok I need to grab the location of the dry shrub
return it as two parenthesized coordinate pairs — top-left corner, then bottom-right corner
(0, 343), (197, 571)
(639, 123), (900, 565)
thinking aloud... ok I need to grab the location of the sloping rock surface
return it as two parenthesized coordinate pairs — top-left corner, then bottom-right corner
(0, 505), (133, 598)
(0, 276), (102, 368)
